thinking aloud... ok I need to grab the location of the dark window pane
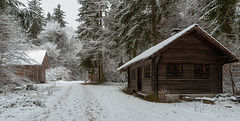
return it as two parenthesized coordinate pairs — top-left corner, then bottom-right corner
(194, 64), (210, 78)
(167, 64), (183, 77)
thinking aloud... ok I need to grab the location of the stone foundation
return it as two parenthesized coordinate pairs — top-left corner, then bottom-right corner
(158, 92), (216, 102)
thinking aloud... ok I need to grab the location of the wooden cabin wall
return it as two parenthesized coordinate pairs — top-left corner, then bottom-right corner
(129, 60), (153, 93)
(40, 67), (46, 83)
(43, 68), (46, 82)
(157, 33), (224, 94)
(33, 66), (38, 82)
(23, 66), (34, 81)
(129, 68), (137, 91)
(42, 55), (50, 69)
(14, 65), (46, 83)
(38, 67), (42, 82)
(16, 66), (37, 82)
(141, 60), (152, 93)
(34, 66), (46, 83)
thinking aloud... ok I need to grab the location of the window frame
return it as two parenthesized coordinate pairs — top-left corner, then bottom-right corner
(194, 64), (210, 79)
(167, 63), (183, 78)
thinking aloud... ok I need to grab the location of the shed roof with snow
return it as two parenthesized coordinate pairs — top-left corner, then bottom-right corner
(3, 50), (48, 66)
(119, 24), (239, 71)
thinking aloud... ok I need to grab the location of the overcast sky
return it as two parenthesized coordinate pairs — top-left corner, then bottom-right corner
(19, 0), (79, 30)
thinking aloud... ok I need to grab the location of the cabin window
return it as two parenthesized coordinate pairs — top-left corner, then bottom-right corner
(194, 64), (210, 78)
(167, 63), (183, 77)
(144, 65), (151, 78)
(131, 69), (136, 79)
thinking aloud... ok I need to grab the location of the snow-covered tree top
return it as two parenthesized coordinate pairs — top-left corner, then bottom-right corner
(2, 50), (47, 66)
(118, 24), (239, 71)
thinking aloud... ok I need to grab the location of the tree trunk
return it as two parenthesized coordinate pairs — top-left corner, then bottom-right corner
(98, 52), (103, 82)
(89, 67), (95, 81)
(132, 40), (138, 58)
(150, 0), (158, 45)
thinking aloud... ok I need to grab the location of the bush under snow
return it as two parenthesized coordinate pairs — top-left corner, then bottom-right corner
(46, 66), (72, 81)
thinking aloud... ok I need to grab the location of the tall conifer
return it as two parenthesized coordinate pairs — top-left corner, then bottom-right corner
(53, 4), (67, 27)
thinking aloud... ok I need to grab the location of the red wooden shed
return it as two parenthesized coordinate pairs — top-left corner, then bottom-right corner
(1, 50), (50, 83)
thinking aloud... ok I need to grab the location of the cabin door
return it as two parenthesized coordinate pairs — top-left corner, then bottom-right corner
(137, 67), (142, 91)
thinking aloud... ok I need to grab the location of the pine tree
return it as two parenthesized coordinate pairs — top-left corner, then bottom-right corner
(53, 4), (67, 27)
(112, 0), (149, 57)
(0, 0), (31, 52)
(0, 0), (32, 31)
(46, 12), (52, 21)
(112, 0), (173, 58)
(200, 0), (239, 37)
(76, 0), (108, 82)
(0, 0), (24, 14)
(28, 0), (45, 39)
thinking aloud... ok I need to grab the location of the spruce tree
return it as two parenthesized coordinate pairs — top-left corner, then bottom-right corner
(0, 0), (24, 14)
(28, 0), (45, 39)
(76, 0), (108, 82)
(200, 0), (239, 37)
(53, 4), (67, 27)
(0, 0), (32, 31)
(46, 12), (52, 21)
(113, 0), (173, 57)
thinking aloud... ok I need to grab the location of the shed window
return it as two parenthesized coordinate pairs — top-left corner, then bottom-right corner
(167, 63), (183, 77)
(194, 64), (210, 78)
(131, 69), (136, 79)
(144, 65), (151, 78)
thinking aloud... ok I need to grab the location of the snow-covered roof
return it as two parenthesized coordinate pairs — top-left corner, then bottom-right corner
(118, 24), (239, 71)
(3, 50), (47, 66)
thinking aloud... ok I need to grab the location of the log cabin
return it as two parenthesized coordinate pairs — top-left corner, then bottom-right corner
(0, 50), (49, 83)
(118, 24), (239, 101)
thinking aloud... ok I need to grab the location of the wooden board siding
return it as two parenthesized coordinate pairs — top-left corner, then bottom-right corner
(14, 66), (46, 83)
(158, 64), (222, 94)
(129, 68), (137, 91)
(141, 60), (152, 93)
(157, 33), (223, 94)
(42, 55), (50, 69)
(23, 66), (34, 81)
(34, 67), (38, 82)
(43, 69), (46, 82)
(129, 60), (153, 93)
(127, 68), (130, 88)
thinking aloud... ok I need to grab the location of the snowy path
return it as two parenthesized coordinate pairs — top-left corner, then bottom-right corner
(6, 81), (240, 121)
(29, 83), (104, 121)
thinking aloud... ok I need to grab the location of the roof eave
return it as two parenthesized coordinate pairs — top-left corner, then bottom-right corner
(226, 57), (240, 64)
(118, 57), (153, 71)
(118, 68), (127, 71)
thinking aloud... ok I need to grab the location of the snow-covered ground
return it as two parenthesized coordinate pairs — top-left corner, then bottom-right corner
(0, 81), (240, 121)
